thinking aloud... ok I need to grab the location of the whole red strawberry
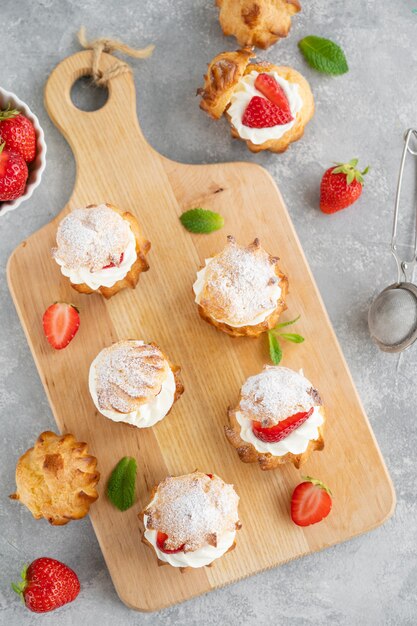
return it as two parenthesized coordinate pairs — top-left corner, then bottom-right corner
(0, 104), (36, 162)
(320, 159), (369, 214)
(12, 557), (80, 613)
(0, 142), (28, 201)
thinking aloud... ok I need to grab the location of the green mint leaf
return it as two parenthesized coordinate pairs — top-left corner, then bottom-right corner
(107, 456), (137, 511)
(180, 208), (224, 234)
(298, 36), (348, 75)
(279, 332), (305, 344)
(268, 332), (283, 365)
(273, 314), (300, 330)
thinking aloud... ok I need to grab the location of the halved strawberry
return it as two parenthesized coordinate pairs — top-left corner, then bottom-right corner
(156, 531), (185, 554)
(252, 407), (313, 443)
(291, 477), (332, 527)
(254, 74), (292, 119)
(42, 303), (80, 350)
(102, 252), (124, 269)
(242, 96), (292, 128)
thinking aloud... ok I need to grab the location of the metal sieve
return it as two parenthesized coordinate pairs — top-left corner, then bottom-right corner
(368, 128), (417, 352)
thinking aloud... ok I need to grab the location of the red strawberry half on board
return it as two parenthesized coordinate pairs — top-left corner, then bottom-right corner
(12, 557), (80, 613)
(242, 96), (292, 128)
(291, 477), (332, 527)
(42, 302), (80, 350)
(320, 159), (369, 214)
(0, 142), (28, 201)
(254, 73), (293, 119)
(0, 104), (36, 163)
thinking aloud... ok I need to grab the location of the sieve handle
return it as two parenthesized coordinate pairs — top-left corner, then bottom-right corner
(391, 129), (417, 283)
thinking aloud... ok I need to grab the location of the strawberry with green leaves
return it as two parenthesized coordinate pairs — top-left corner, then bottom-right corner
(0, 103), (36, 163)
(320, 159), (369, 214)
(12, 557), (80, 613)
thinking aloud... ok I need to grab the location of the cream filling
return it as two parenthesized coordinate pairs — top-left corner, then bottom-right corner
(228, 71), (303, 145)
(88, 343), (176, 428)
(143, 494), (236, 568)
(192, 258), (281, 327)
(236, 406), (323, 456)
(55, 226), (137, 290)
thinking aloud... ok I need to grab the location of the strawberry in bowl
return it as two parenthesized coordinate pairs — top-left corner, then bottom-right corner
(0, 143), (28, 201)
(0, 88), (46, 216)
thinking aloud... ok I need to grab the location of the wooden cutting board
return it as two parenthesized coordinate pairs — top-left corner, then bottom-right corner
(7, 51), (395, 612)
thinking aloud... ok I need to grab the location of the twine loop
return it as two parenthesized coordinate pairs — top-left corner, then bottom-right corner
(78, 26), (154, 86)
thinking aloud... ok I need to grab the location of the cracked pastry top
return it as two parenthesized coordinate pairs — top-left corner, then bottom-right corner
(89, 340), (183, 428)
(141, 472), (241, 568)
(10, 431), (100, 525)
(193, 235), (288, 337)
(225, 366), (326, 469)
(216, 0), (301, 50)
(52, 203), (150, 299)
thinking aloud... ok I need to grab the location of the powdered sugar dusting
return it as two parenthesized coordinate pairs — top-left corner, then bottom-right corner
(53, 204), (131, 271)
(200, 239), (280, 325)
(240, 366), (322, 428)
(95, 341), (168, 413)
(145, 473), (240, 552)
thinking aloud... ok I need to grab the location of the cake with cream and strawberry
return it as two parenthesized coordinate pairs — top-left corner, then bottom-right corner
(193, 235), (288, 337)
(141, 472), (241, 569)
(89, 340), (184, 428)
(225, 365), (325, 469)
(198, 48), (314, 153)
(52, 203), (150, 299)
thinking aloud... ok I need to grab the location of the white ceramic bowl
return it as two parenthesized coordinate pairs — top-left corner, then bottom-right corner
(0, 87), (47, 217)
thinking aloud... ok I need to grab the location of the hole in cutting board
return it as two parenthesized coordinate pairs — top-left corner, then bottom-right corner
(70, 76), (108, 112)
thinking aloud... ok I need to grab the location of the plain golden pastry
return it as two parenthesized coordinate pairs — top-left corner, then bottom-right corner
(10, 431), (100, 525)
(199, 51), (314, 153)
(140, 472), (241, 569)
(89, 340), (184, 428)
(52, 203), (150, 299)
(216, 0), (301, 49)
(193, 235), (288, 337)
(225, 366), (325, 469)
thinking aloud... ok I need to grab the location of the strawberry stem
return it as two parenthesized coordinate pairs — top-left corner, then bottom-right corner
(0, 103), (20, 121)
(331, 159), (370, 186)
(11, 563), (28, 601)
(302, 475), (332, 495)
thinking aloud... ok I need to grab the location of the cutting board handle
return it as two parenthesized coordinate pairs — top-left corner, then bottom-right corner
(44, 50), (148, 154)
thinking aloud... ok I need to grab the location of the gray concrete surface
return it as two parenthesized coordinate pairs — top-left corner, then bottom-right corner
(1, 0), (417, 624)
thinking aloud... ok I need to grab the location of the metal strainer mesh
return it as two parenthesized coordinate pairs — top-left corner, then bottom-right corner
(368, 129), (417, 352)
(368, 286), (417, 347)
